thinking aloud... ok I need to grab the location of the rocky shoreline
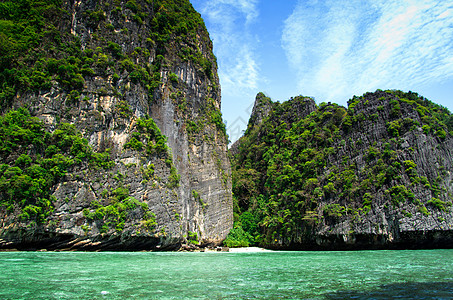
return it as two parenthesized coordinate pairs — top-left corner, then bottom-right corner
(0, 237), (271, 253)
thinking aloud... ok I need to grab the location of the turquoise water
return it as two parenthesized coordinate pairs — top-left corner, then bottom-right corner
(1, 250), (452, 299)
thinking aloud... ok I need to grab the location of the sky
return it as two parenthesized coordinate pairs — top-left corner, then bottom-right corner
(190, 0), (453, 144)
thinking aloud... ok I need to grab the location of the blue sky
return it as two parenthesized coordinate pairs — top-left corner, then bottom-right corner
(191, 0), (453, 143)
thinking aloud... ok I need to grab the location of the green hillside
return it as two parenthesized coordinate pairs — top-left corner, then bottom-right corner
(228, 90), (453, 249)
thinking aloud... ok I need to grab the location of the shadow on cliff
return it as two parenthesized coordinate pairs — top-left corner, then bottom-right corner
(324, 281), (453, 299)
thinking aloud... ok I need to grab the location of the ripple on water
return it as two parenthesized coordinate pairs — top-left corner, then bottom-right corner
(0, 250), (452, 299)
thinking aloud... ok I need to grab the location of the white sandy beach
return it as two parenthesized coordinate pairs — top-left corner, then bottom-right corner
(228, 247), (273, 252)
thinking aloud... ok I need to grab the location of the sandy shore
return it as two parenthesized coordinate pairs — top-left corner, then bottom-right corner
(228, 247), (273, 253)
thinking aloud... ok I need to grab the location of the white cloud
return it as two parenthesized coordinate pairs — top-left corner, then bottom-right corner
(199, 0), (259, 24)
(220, 46), (259, 93)
(193, 0), (260, 98)
(282, 0), (453, 104)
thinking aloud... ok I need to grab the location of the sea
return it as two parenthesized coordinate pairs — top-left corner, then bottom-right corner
(1, 249), (452, 299)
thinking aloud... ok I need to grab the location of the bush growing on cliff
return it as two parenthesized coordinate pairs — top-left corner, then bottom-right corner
(427, 198), (451, 212)
(323, 204), (347, 218)
(0, 108), (113, 223)
(387, 120), (401, 137)
(168, 72), (178, 83)
(187, 231), (199, 245)
(166, 166), (180, 188)
(83, 187), (153, 233)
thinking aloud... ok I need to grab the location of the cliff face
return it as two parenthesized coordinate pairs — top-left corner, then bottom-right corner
(0, 0), (232, 250)
(231, 90), (453, 250)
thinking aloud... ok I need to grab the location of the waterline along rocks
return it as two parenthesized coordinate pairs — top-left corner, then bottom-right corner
(229, 91), (453, 250)
(0, 0), (232, 250)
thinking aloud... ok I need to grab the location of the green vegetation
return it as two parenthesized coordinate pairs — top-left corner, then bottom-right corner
(427, 198), (451, 212)
(183, 96), (227, 143)
(192, 189), (207, 208)
(223, 225), (252, 248)
(125, 117), (169, 155)
(115, 100), (133, 118)
(0, 108), (113, 224)
(167, 165), (181, 188)
(83, 187), (155, 233)
(230, 90), (452, 247)
(386, 185), (415, 206)
(323, 204), (347, 218)
(0, 0), (226, 243)
(0, 0), (95, 108)
(207, 100), (226, 136)
(187, 231), (198, 245)
(0, 0), (225, 147)
(124, 116), (180, 188)
(0, 0), (217, 114)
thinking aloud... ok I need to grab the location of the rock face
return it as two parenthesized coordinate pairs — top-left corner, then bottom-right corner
(0, 0), (232, 250)
(232, 90), (453, 250)
(229, 93), (273, 157)
(247, 93), (274, 131)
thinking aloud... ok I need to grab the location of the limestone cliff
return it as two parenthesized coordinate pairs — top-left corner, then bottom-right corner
(231, 90), (453, 250)
(0, 0), (232, 250)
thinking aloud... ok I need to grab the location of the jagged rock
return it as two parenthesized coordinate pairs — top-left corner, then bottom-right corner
(0, 0), (232, 251)
(232, 90), (453, 250)
(248, 93), (274, 130)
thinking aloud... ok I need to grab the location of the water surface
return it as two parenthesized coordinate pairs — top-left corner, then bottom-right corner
(1, 249), (452, 299)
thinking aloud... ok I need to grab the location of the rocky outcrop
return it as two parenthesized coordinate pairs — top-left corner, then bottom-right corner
(232, 90), (453, 250)
(309, 91), (453, 250)
(229, 93), (274, 156)
(247, 93), (274, 131)
(0, 0), (232, 250)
